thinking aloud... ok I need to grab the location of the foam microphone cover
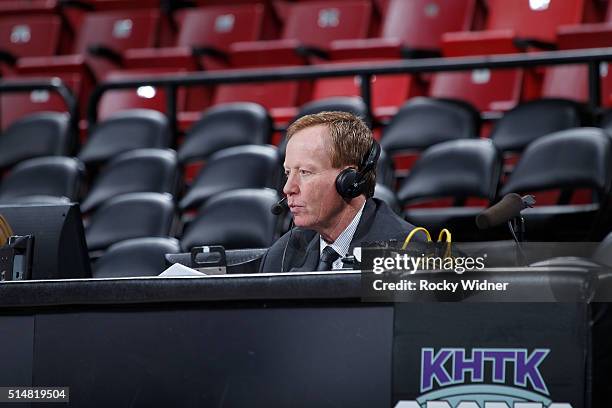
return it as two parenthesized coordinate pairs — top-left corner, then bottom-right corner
(270, 197), (287, 215)
(476, 193), (525, 229)
(271, 203), (284, 215)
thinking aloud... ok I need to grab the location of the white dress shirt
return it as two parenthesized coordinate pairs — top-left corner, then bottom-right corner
(319, 202), (366, 270)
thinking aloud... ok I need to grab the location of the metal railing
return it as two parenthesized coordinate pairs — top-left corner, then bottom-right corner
(0, 77), (78, 133)
(66, 48), (612, 133)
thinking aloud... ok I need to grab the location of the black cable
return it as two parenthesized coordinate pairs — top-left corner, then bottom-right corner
(280, 218), (294, 273)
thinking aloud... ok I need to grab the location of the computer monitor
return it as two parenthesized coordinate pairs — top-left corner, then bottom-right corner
(0, 203), (91, 279)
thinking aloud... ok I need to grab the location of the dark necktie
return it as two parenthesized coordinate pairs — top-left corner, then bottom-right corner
(316, 246), (340, 271)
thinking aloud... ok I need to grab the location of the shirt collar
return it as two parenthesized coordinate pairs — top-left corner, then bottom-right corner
(319, 201), (366, 260)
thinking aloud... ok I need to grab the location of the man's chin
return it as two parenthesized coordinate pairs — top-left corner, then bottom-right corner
(292, 215), (312, 229)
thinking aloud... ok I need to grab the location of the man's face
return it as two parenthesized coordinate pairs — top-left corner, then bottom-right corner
(283, 125), (346, 232)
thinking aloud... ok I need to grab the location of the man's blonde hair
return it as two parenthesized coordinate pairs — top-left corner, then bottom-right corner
(286, 111), (376, 197)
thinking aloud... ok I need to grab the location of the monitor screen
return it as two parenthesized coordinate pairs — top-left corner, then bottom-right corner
(0, 203), (91, 279)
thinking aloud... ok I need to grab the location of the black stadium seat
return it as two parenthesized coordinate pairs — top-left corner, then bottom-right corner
(294, 97), (369, 124)
(500, 127), (612, 241)
(373, 183), (401, 215)
(177, 102), (272, 165)
(490, 98), (589, 153)
(85, 192), (175, 252)
(376, 148), (395, 189)
(601, 109), (612, 134)
(180, 188), (279, 251)
(397, 139), (502, 240)
(593, 231), (612, 267)
(380, 97), (480, 155)
(78, 109), (171, 167)
(92, 237), (181, 278)
(179, 145), (280, 211)
(0, 112), (73, 170)
(81, 148), (178, 213)
(0, 156), (84, 204)
(278, 96), (370, 157)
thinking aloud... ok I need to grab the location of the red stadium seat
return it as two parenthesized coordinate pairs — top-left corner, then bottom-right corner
(26, 10), (160, 79)
(546, 3), (612, 106)
(540, 63), (612, 107)
(212, 80), (301, 123)
(121, 4), (267, 124)
(229, 0), (372, 67)
(306, 0), (478, 119)
(429, 69), (524, 113)
(433, 0), (594, 114)
(310, 62), (426, 119)
(6, 9), (160, 125)
(0, 14), (61, 74)
(0, 1), (59, 13)
(78, 1), (160, 10)
(442, 0), (591, 57)
(184, 0), (280, 40)
(0, 3), (70, 127)
(541, 65), (590, 103)
(0, 72), (93, 131)
(329, 0), (479, 59)
(97, 70), (175, 121)
(0, 0), (65, 76)
(99, 66), (213, 129)
(215, 1), (372, 121)
(557, 2), (612, 49)
(124, 4), (266, 72)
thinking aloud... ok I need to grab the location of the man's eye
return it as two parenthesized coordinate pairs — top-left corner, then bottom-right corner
(299, 169), (311, 176)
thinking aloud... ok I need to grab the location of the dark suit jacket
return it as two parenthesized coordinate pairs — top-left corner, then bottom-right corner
(259, 198), (418, 273)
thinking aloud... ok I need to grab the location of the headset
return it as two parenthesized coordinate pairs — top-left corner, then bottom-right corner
(335, 139), (381, 199)
(273, 139), (381, 272)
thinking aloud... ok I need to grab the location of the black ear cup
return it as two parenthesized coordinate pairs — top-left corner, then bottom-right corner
(334, 140), (381, 199)
(335, 168), (361, 198)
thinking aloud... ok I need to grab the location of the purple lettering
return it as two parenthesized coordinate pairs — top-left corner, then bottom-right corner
(483, 350), (516, 382)
(516, 349), (549, 394)
(421, 349), (453, 391)
(454, 350), (484, 382)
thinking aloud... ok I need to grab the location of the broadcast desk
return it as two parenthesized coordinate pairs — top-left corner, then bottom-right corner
(0, 268), (609, 407)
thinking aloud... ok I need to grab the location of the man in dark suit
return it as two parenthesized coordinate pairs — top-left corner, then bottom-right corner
(259, 111), (418, 273)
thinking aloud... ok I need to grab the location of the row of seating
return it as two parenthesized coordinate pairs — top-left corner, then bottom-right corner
(96, 228), (612, 278)
(0, 124), (609, 251)
(0, 144), (281, 209)
(0, 103), (268, 170)
(400, 128), (611, 242)
(86, 188), (281, 277)
(2, 96), (611, 177)
(1, 0), (612, 131)
(91, 117), (612, 273)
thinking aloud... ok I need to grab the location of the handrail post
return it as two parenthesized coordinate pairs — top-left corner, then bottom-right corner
(588, 61), (602, 113)
(359, 73), (373, 126)
(51, 78), (79, 143)
(165, 84), (178, 144)
(0, 78), (77, 136)
(87, 86), (103, 129)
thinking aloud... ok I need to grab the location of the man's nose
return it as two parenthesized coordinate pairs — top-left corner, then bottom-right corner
(283, 173), (299, 195)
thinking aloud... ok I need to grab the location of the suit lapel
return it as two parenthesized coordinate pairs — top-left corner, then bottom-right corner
(282, 228), (320, 272)
(289, 234), (320, 272)
(286, 199), (378, 272)
(348, 198), (377, 253)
